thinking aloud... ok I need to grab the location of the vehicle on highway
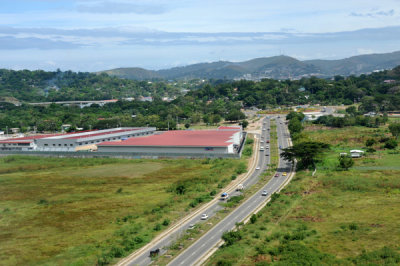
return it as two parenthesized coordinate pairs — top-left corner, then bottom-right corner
(220, 192), (229, 200)
(236, 184), (244, 191)
(261, 190), (268, 196)
(279, 145), (282, 149)
(201, 213), (208, 220)
(188, 224), (196, 230)
(256, 166), (261, 170)
(266, 144), (269, 149)
(260, 146), (264, 151)
(262, 128), (266, 130)
(260, 140), (264, 143)
(265, 153), (269, 156)
(266, 140), (270, 143)
(150, 248), (160, 257)
(274, 173), (279, 177)
(282, 172), (287, 176)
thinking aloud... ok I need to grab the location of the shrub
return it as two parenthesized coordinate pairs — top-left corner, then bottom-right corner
(222, 230), (242, 246)
(153, 224), (162, 231)
(384, 139), (398, 149)
(349, 223), (358, 230)
(116, 187), (123, 193)
(162, 219), (170, 226)
(37, 199), (49, 205)
(366, 138), (376, 147)
(236, 162), (247, 174)
(216, 259), (233, 266)
(245, 138), (254, 145)
(175, 184), (186, 195)
(250, 214), (257, 224)
(338, 156), (354, 170)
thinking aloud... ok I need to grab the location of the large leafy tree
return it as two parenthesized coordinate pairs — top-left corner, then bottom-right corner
(280, 142), (330, 170)
(388, 123), (400, 138)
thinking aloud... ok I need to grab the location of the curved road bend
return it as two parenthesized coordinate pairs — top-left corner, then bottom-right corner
(168, 116), (292, 266)
(118, 117), (272, 266)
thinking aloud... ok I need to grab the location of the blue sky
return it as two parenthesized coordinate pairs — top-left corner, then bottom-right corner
(1, 0), (400, 71)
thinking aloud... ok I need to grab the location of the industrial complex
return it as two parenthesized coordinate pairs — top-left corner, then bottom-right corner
(0, 125), (244, 158)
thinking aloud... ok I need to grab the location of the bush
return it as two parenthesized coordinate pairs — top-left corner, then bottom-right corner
(236, 162), (247, 174)
(384, 139), (398, 149)
(245, 138), (254, 145)
(37, 199), (49, 205)
(222, 230), (242, 246)
(162, 219), (170, 226)
(250, 214), (257, 224)
(349, 223), (358, 230)
(153, 224), (162, 231)
(216, 259), (233, 266)
(175, 184), (186, 195)
(366, 138), (376, 147)
(338, 156), (354, 170)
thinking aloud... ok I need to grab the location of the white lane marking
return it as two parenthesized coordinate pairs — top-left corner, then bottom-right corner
(191, 251), (197, 256)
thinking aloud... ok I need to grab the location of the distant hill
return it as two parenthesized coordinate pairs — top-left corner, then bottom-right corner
(100, 67), (161, 80)
(100, 51), (400, 80)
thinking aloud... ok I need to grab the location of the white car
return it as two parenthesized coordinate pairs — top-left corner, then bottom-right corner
(256, 166), (261, 170)
(262, 190), (268, 196)
(201, 213), (208, 220)
(188, 224), (196, 230)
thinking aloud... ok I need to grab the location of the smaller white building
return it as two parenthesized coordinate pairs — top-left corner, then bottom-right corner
(350, 149), (364, 158)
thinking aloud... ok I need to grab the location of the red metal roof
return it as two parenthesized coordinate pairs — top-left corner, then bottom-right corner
(98, 130), (236, 147)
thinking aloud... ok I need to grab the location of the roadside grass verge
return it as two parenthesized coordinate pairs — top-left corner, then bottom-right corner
(206, 124), (400, 265)
(0, 154), (250, 265)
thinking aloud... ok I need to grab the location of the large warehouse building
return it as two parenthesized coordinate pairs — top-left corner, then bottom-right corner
(35, 127), (156, 151)
(97, 127), (244, 155)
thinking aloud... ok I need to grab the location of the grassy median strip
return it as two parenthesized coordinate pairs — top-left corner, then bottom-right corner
(205, 123), (400, 265)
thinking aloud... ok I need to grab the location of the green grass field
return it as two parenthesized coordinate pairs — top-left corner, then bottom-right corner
(0, 155), (250, 265)
(207, 123), (400, 265)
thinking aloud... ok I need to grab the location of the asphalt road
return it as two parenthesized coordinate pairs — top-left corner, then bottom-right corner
(120, 116), (289, 266)
(167, 116), (292, 266)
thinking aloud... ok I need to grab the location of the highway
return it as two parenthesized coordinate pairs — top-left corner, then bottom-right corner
(118, 116), (291, 266)
(167, 116), (292, 266)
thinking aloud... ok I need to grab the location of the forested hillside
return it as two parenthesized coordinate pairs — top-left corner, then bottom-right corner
(102, 51), (400, 80)
(0, 66), (399, 133)
(0, 69), (185, 102)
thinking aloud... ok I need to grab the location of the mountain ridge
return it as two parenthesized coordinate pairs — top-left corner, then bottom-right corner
(99, 51), (400, 80)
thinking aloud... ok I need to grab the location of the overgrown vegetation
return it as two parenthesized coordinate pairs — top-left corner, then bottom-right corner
(207, 121), (400, 265)
(0, 156), (249, 265)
